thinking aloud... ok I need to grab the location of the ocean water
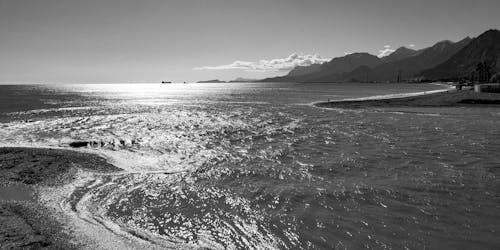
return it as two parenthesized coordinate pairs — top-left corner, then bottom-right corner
(0, 82), (499, 249)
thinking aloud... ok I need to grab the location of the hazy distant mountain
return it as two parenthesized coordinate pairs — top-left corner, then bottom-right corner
(261, 53), (381, 82)
(229, 77), (260, 82)
(340, 65), (379, 82)
(422, 29), (500, 80)
(287, 64), (323, 77)
(308, 53), (381, 82)
(196, 79), (226, 83)
(381, 47), (420, 63)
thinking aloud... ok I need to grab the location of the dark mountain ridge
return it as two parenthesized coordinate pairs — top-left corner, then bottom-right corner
(422, 29), (500, 80)
(261, 53), (381, 82)
(381, 47), (420, 63)
(259, 30), (500, 83)
(363, 37), (472, 82)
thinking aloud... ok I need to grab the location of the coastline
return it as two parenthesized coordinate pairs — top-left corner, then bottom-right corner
(330, 82), (454, 102)
(314, 88), (500, 109)
(1, 83), (500, 249)
(0, 147), (122, 249)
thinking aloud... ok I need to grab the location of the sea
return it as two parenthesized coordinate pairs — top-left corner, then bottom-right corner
(0, 82), (499, 249)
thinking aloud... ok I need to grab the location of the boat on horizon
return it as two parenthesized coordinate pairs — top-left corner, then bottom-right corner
(161, 81), (172, 84)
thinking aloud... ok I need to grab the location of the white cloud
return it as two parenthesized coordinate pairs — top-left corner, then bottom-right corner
(409, 44), (415, 48)
(194, 53), (331, 72)
(378, 45), (395, 58)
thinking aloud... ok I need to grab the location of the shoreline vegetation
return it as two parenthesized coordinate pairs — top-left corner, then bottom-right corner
(0, 147), (121, 249)
(315, 88), (500, 109)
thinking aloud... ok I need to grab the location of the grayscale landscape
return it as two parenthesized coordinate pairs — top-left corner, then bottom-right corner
(1, 1), (499, 249)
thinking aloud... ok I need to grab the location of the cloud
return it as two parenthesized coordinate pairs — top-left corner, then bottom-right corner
(378, 45), (395, 58)
(409, 44), (415, 48)
(194, 53), (331, 72)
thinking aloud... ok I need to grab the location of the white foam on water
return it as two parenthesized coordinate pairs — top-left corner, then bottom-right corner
(0, 109), (243, 173)
(36, 170), (198, 250)
(0, 103), (292, 248)
(6, 106), (97, 115)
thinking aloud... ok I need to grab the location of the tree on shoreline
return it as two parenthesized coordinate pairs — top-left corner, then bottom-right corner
(475, 62), (493, 83)
(491, 72), (500, 83)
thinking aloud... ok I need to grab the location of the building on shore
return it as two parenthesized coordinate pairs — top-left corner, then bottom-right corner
(474, 83), (500, 93)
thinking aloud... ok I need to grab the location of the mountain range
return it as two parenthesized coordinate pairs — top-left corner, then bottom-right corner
(422, 29), (500, 80)
(196, 77), (260, 83)
(261, 29), (499, 83)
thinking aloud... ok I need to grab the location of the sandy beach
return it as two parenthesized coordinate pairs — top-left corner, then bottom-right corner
(0, 147), (121, 249)
(315, 89), (500, 109)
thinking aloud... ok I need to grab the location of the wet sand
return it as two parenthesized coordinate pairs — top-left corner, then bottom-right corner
(315, 89), (500, 109)
(0, 147), (121, 249)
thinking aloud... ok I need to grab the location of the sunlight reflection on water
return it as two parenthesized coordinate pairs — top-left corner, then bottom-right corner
(1, 83), (499, 249)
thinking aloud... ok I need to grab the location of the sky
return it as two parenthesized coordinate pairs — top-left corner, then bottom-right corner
(1, 0), (499, 83)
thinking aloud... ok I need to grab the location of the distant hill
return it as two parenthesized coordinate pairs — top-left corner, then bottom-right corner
(287, 64), (323, 77)
(229, 77), (259, 82)
(260, 29), (497, 83)
(306, 53), (381, 82)
(196, 79), (226, 83)
(261, 38), (470, 83)
(381, 47), (420, 63)
(340, 65), (379, 83)
(261, 53), (381, 82)
(365, 37), (471, 82)
(422, 29), (500, 80)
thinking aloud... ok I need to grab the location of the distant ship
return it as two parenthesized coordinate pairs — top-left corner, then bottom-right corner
(161, 81), (172, 84)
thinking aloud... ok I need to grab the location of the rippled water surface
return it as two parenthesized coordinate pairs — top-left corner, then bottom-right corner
(1, 83), (499, 249)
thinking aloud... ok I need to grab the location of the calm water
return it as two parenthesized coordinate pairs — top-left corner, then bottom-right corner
(1, 83), (499, 249)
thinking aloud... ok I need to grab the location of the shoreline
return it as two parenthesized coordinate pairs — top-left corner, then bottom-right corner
(331, 82), (454, 102)
(314, 89), (500, 109)
(0, 147), (122, 249)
